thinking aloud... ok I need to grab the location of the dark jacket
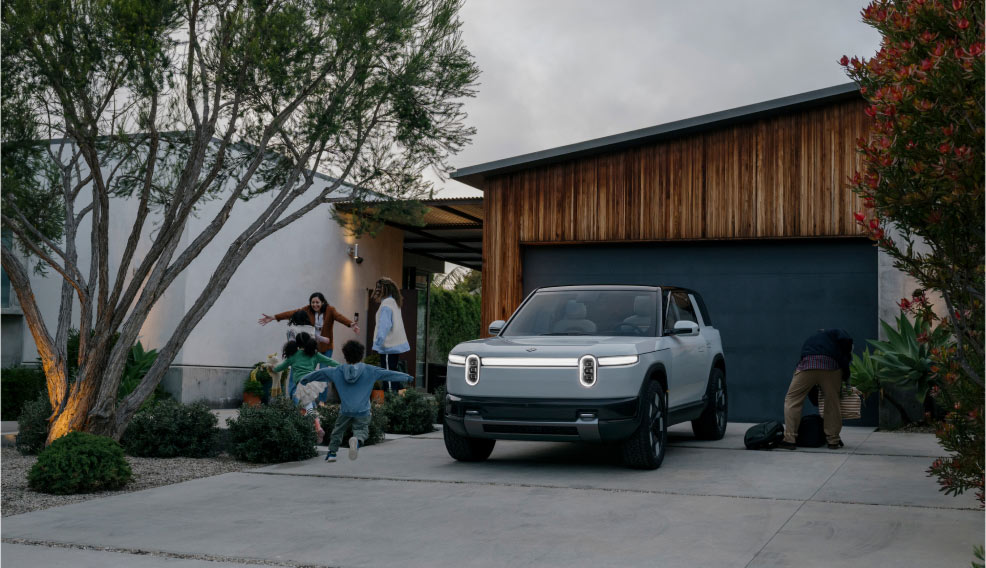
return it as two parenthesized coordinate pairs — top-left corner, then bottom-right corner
(800, 329), (854, 382)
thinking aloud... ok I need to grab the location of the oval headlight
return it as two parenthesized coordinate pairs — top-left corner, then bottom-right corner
(578, 355), (597, 388)
(465, 354), (481, 386)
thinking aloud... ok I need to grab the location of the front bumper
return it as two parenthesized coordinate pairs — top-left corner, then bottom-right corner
(444, 395), (641, 442)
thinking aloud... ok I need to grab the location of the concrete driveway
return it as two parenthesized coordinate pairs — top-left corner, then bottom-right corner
(2, 423), (982, 568)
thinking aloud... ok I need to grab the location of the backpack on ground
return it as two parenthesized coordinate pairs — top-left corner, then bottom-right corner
(744, 421), (784, 450)
(795, 414), (826, 447)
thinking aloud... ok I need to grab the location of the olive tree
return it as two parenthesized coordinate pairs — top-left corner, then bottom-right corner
(0, 0), (478, 443)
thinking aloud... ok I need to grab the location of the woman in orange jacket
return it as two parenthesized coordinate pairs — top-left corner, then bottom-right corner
(259, 292), (360, 358)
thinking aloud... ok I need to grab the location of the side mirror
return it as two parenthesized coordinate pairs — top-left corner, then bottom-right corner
(669, 320), (700, 336)
(488, 320), (506, 336)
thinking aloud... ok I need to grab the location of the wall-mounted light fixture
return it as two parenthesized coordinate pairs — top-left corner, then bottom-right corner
(348, 244), (364, 264)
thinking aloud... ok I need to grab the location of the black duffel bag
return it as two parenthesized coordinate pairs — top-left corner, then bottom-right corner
(744, 421), (784, 450)
(795, 414), (826, 447)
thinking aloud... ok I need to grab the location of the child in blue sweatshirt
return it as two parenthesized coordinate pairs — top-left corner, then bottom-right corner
(306, 340), (411, 462)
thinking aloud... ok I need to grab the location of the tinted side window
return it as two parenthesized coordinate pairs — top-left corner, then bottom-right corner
(663, 292), (679, 331)
(671, 291), (697, 324)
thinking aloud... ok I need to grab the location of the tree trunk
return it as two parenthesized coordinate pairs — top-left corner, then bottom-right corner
(46, 379), (100, 444)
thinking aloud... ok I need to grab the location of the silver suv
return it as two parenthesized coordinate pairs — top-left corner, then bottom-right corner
(443, 285), (727, 469)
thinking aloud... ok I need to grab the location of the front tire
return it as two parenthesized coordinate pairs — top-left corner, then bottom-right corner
(443, 423), (495, 462)
(691, 367), (727, 440)
(621, 380), (667, 470)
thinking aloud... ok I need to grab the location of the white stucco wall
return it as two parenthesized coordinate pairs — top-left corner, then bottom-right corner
(876, 230), (946, 341)
(14, 142), (403, 404)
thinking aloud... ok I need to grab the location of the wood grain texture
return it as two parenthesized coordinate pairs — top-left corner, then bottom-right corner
(481, 98), (869, 331)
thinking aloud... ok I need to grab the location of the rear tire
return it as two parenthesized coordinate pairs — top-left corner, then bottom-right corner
(443, 423), (495, 462)
(691, 367), (728, 440)
(621, 380), (667, 470)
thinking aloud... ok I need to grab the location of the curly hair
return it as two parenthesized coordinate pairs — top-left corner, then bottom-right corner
(374, 277), (402, 305)
(341, 340), (365, 364)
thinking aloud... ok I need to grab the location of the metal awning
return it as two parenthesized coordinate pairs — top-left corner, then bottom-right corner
(334, 196), (483, 272)
(397, 197), (483, 271)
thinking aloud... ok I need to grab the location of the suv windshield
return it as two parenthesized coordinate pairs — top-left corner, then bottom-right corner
(502, 290), (660, 337)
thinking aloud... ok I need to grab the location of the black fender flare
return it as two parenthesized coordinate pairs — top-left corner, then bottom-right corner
(635, 362), (669, 419)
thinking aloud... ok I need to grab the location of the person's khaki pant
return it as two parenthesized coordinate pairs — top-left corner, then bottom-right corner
(783, 369), (843, 445)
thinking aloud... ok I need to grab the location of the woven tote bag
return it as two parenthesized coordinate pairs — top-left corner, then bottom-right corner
(818, 385), (863, 420)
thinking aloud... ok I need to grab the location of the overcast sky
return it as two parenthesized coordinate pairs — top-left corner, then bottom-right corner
(431, 0), (882, 197)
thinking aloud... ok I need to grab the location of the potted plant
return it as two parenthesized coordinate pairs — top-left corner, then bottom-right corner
(371, 381), (386, 405)
(249, 362), (275, 402)
(243, 375), (265, 407)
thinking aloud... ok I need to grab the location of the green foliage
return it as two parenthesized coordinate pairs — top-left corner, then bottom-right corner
(972, 545), (984, 568)
(382, 389), (435, 435)
(317, 404), (388, 446)
(226, 398), (317, 463)
(846, 0), (984, 505)
(16, 395), (52, 455)
(433, 384), (447, 421)
(121, 400), (218, 458)
(117, 341), (158, 400)
(849, 349), (882, 397)
(1, 365), (45, 420)
(243, 375), (265, 397)
(867, 313), (948, 404)
(28, 432), (132, 495)
(248, 362), (274, 402)
(428, 286), (481, 364)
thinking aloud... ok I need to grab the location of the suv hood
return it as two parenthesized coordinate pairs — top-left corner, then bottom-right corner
(450, 336), (662, 358)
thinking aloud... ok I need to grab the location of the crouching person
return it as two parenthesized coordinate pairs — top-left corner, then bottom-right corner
(306, 340), (411, 462)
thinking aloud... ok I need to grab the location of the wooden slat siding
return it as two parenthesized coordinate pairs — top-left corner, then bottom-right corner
(480, 98), (870, 332)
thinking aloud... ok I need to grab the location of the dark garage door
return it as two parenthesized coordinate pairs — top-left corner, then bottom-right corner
(523, 239), (878, 426)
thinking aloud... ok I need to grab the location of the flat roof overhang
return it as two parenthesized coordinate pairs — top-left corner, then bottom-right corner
(451, 83), (862, 191)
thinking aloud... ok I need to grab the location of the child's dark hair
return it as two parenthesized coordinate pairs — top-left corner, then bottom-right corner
(283, 332), (318, 358)
(341, 340), (365, 364)
(288, 310), (312, 326)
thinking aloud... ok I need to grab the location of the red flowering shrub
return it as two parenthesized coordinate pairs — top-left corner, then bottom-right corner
(844, 0), (983, 505)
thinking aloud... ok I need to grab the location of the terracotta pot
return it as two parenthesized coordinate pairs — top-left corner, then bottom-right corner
(371, 389), (385, 405)
(243, 392), (262, 407)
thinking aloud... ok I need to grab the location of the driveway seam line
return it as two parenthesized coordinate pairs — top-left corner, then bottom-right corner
(1, 537), (341, 568)
(743, 427), (882, 567)
(239, 470), (974, 511)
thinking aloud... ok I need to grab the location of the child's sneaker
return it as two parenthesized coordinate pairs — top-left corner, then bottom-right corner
(325, 452), (337, 462)
(348, 437), (360, 461)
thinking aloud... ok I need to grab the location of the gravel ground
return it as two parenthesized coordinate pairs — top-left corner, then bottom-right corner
(1, 448), (260, 517)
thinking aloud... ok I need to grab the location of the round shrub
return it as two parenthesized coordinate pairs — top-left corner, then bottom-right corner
(226, 397), (317, 463)
(121, 399), (219, 458)
(316, 404), (388, 446)
(28, 432), (132, 495)
(382, 389), (436, 435)
(16, 395), (52, 455)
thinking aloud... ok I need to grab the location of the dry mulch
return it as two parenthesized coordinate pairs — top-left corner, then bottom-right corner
(1, 448), (259, 517)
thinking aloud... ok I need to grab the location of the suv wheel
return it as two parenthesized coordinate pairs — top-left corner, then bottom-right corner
(443, 424), (496, 462)
(691, 367), (727, 440)
(621, 380), (667, 470)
